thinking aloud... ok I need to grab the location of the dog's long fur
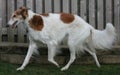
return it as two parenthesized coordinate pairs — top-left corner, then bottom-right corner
(8, 7), (116, 71)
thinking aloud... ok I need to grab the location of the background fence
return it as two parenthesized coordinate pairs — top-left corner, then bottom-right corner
(0, 0), (120, 45)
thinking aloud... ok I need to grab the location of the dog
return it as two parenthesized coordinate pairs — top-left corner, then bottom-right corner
(7, 6), (116, 71)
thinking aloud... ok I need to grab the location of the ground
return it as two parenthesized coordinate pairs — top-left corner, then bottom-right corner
(0, 61), (120, 75)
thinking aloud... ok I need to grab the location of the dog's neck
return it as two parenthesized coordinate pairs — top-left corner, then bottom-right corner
(25, 10), (35, 22)
(24, 10), (35, 28)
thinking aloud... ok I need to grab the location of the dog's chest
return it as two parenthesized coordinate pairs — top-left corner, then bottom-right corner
(28, 30), (50, 44)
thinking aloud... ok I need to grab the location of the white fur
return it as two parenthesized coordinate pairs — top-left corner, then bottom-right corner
(8, 10), (116, 71)
(91, 23), (116, 49)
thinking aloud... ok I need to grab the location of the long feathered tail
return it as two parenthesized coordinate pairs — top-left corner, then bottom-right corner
(91, 23), (116, 50)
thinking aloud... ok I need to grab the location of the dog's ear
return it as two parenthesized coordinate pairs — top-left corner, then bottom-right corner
(29, 15), (44, 31)
(19, 6), (28, 19)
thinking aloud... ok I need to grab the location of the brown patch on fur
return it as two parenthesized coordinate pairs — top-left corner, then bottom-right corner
(29, 15), (44, 31)
(40, 13), (49, 17)
(13, 6), (28, 19)
(60, 13), (75, 23)
(19, 7), (28, 19)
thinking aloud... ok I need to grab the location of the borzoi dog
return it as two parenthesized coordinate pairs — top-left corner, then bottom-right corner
(7, 6), (116, 71)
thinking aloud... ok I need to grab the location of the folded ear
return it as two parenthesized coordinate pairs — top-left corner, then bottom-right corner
(29, 15), (44, 31)
(18, 6), (28, 19)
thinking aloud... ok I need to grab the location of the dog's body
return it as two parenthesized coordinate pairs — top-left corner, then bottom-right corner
(8, 7), (116, 71)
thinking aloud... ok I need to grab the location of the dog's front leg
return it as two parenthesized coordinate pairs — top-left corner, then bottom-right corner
(17, 43), (37, 71)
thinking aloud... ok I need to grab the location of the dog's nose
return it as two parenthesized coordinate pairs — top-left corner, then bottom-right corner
(6, 24), (10, 27)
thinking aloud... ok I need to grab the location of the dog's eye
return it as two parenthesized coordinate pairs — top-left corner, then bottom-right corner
(13, 15), (16, 17)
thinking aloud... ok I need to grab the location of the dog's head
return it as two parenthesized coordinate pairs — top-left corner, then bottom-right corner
(7, 6), (28, 28)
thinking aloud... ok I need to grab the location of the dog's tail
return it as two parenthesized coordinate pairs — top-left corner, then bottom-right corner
(91, 23), (116, 50)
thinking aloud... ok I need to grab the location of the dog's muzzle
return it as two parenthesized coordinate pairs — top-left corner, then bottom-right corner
(12, 21), (18, 28)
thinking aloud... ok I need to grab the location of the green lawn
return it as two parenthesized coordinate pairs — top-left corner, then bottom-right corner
(0, 61), (120, 75)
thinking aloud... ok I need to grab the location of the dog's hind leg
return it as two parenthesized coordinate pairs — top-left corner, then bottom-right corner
(47, 43), (60, 67)
(84, 47), (100, 67)
(17, 43), (37, 71)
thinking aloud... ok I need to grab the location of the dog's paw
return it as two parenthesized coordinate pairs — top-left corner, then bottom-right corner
(97, 64), (101, 68)
(56, 64), (60, 68)
(16, 67), (24, 71)
(61, 66), (68, 71)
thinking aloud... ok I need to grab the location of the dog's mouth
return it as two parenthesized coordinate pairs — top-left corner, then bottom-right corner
(12, 21), (18, 28)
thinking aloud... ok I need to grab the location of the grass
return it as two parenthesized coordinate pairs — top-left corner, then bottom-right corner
(0, 61), (120, 75)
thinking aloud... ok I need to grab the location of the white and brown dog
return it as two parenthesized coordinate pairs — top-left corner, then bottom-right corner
(7, 6), (116, 71)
